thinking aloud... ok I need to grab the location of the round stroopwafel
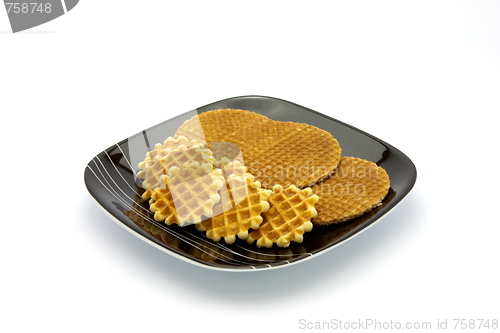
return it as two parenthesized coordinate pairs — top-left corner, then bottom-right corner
(247, 185), (319, 248)
(175, 109), (270, 144)
(310, 157), (390, 225)
(224, 120), (342, 189)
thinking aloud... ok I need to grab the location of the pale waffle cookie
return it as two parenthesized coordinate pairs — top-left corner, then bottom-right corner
(149, 163), (224, 226)
(247, 185), (319, 248)
(141, 144), (213, 200)
(137, 135), (201, 178)
(310, 157), (390, 225)
(195, 173), (272, 244)
(224, 120), (342, 189)
(217, 159), (248, 182)
(174, 109), (270, 144)
(213, 156), (231, 170)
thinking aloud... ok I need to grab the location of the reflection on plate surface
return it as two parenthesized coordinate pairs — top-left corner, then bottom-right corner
(84, 96), (416, 271)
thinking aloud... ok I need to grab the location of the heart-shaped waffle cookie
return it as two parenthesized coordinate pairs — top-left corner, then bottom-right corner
(174, 109), (270, 144)
(176, 109), (342, 189)
(223, 120), (342, 189)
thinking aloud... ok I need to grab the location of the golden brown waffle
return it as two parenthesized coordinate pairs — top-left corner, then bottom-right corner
(224, 120), (342, 189)
(247, 185), (319, 248)
(195, 173), (272, 244)
(140, 145), (213, 200)
(148, 185), (179, 226)
(174, 109), (270, 144)
(137, 135), (201, 178)
(176, 109), (341, 188)
(310, 157), (390, 225)
(149, 163), (225, 226)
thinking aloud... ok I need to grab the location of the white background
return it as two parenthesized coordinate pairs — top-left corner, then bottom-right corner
(1, 1), (499, 332)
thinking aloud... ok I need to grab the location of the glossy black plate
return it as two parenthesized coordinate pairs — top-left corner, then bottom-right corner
(84, 95), (416, 271)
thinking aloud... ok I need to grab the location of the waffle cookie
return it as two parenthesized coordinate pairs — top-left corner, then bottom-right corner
(310, 157), (390, 225)
(247, 185), (319, 248)
(217, 160), (248, 182)
(148, 185), (179, 226)
(149, 163), (225, 226)
(140, 144), (213, 200)
(137, 135), (201, 178)
(175, 109), (270, 144)
(224, 120), (342, 189)
(196, 173), (272, 244)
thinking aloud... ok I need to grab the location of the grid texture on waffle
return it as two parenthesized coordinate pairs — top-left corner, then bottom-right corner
(310, 157), (390, 225)
(247, 185), (318, 248)
(137, 136), (201, 178)
(148, 186), (179, 226)
(175, 109), (270, 144)
(223, 120), (341, 189)
(196, 173), (272, 244)
(218, 160), (248, 182)
(140, 145), (213, 199)
(149, 163), (224, 226)
(175, 110), (342, 189)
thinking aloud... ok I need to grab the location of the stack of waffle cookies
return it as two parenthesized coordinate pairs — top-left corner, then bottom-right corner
(136, 109), (390, 248)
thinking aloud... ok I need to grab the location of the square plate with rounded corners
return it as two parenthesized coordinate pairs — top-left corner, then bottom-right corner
(84, 95), (416, 271)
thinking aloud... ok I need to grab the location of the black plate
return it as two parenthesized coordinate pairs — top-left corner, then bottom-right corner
(84, 96), (416, 271)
